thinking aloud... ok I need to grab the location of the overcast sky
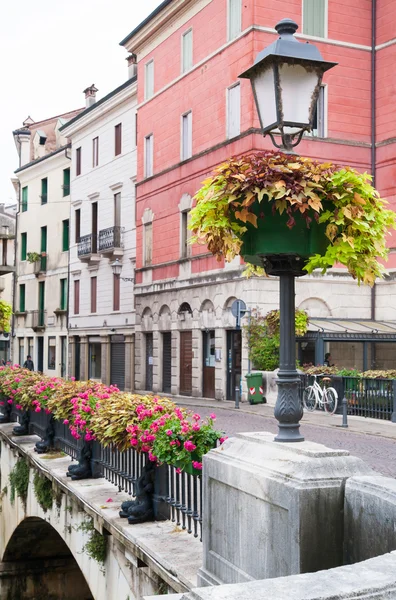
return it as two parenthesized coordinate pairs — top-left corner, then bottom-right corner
(0, 0), (161, 205)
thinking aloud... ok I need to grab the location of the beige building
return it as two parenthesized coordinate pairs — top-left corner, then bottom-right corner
(12, 110), (81, 375)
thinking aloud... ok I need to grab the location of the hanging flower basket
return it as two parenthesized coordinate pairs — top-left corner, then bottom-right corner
(189, 151), (396, 285)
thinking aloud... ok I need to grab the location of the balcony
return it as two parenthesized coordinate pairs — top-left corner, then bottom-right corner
(98, 226), (123, 256)
(77, 234), (100, 263)
(34, 255), (47, 276)
(30, 310), (46, 331)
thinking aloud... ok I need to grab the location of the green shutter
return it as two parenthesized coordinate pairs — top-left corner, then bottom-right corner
(41, 226), (47, 253)
(19, 284), (25, 313)
(41, 178), (48, 204)
(63, 168), (70, 196)
(303, 0), (326, 38)
(60, 278), (67, 310)
(62, 220), (69, 252)
(21, 187), (28, 212)
(21, 233), (27, 261)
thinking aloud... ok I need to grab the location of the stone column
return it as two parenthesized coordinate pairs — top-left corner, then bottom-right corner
(192, 328), (201, 397)
(68, 336), (75, 379)
(171, 330), (180, 396)
(100, 334), (111, 385)
(152, 330), (160, 392)
(124, 334), (135, 392)
(79, 336), (88, 382)
(134, 331), (144, 391)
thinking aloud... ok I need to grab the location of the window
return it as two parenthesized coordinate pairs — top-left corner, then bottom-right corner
(113, 274), (120, 311)
(92, 137), (99, 167)
(63, 168), (70, 196)
(145, 134), (153, 177)
(38, 281), (45, 326)
(89, 341), (102, 379)
(21, 186), (28, 212)
(115, 124), (122, 156)
(145, 60), (154, 100)
(2, 239), (7, 266)
(91, 277), (97, 313)
(21, 232), (27, 261)
(181, 211), (191, 258)
(181, 112), (192, 161)
(303, 0), (326, 38)
(62, 219), (69, 252)
(308, 86), (326, 137)
(92, 202), (98, 253)
(144, 223), (153, 266)
(228, 0), (242, 40)
(28, 337), (34, 360)
(74, 280), (80, 315)
(48, 337), (56, 370)
(18, 338), (24, 368)
(76, 147), (81, 176)
(227, 83), (241, 138)
(41, 226), (47, 271)
(60, 278), (67, 311)
(19, 284), (26, 313)
(75, 209), (81, 243)
(182, 29), (193, 73)
(114, 193), (121, 228)
(41, 178), (48, 204)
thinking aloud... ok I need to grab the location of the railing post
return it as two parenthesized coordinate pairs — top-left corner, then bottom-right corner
(392, 380), (396, 423)
(153, 464), (170, 521)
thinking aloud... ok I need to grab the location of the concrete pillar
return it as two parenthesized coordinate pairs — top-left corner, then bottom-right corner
(171, 330), (180, 396)
(100, 334), (111, 385)
(152, 329), (160, 392)
(134, 331), (144, 391)
(215, 328), (226, 400)
(124, 334), (135, 392)
(68, 336), (75, 379)
(156, 330), (164, 393)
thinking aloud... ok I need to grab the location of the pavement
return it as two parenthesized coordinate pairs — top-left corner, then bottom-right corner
(173, 396), (396, 479)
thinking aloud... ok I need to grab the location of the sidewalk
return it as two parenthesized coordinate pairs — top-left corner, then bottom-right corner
(169, 395), (396, 441)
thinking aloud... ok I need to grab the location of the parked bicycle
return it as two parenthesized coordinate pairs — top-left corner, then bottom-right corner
(303, 374), (338, 415)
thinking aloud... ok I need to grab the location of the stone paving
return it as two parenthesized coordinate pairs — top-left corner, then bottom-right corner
(179, 400), (396, 479)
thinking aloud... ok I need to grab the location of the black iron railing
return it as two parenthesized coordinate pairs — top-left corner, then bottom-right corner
(166, 466), (202, 539)
(98, 226), (123, 252)
(78, 234), (98, 257)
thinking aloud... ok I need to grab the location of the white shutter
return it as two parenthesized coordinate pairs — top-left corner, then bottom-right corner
(145, 61), (154, 100)
(182, 112), (192, 160)
(228, 0), (242, 40)
(227, 84), (241, 138)
(145, 135), (153, 177)
(144, 223), (152, 266)
(182, 30), (193, 73)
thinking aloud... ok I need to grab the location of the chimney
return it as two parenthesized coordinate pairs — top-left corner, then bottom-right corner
(83, 84), (98, 108)
(126, 54), (137, 79)
(13, 128), (31, 167)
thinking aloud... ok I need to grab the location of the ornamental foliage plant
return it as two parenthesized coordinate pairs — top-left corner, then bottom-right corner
(189, 151), (396, 285)
(0, 367), (224, 473)
(0, 300), (12, 333)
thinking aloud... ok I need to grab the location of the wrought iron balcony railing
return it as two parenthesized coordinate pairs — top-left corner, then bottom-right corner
(98, 226), (123, 253)
(78, 234), (98, 258)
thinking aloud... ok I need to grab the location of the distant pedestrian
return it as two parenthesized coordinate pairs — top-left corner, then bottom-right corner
(23, 355), (34, 371)
(324, 353), (334, 367)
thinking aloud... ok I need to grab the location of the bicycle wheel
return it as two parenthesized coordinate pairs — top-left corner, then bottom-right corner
(303, 386), (317, 412)
(324, 387), (338, 415)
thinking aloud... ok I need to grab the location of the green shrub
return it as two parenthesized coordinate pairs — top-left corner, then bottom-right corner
(33, 471), (53, 512)
(9, 458), (29, 506)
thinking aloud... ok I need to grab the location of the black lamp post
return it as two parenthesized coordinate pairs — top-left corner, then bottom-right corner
(239, 19), (337, 442)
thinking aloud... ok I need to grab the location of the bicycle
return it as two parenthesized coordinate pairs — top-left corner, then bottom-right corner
(303, 375), (338, 415)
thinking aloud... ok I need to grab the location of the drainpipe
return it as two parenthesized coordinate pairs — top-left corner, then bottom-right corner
(371, 0), (377, 323)
(11, 183), (20, 363)
(65, 146), (72, 378)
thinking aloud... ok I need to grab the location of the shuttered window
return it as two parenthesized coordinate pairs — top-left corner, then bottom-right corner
(307, 86), (326, 137)
(113, 274), (120, 311)
(182, 29), (193, 73)
(145, 60), (154, 100)
(144, 223), (153, 266)
(41, 178), (48, 204)
(91, 277), (97, 313)
(60, 278), (67, 311)
(145, 134), (153, 177)
(74, 280), (80, 315)
(92, 136), (99, 167)
(228, 0), (242, 40)
(181, 211), (191, 258)
(76, 147), (82, 176)
(303, 0), (326, 38)
(19, 284), (26, 313)
(63, 168), (70, 196)
(21, 232), (27, 261)
(115, 124), (122, 156)
(75, 209), (81, 243)
(21, 186), (28, 212)
(62, 219), (69, 252)
(181, 112), (192, 161)
(227, 83), (241, 138)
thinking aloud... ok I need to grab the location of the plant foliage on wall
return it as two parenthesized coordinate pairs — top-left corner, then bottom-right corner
(9, 458), (29, 506)
(77, 519), (107, 565)
(33, 471), (54, 512)
(0, 300), (12, 333)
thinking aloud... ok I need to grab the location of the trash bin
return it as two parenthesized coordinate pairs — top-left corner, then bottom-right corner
(246, 372), (265, 404)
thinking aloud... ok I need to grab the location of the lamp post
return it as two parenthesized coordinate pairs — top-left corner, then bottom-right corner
(239, 18), (336, 442)
(110, 258), (134, 282)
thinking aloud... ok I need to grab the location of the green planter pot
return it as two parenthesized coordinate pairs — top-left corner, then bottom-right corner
(238, 198), (329, 275)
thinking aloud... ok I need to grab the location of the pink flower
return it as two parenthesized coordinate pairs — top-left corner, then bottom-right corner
(166, 429), (173, 436)
(63, 419), (69, 424)
(148, 451), (157, 462)
(175, 468), (182, 474)
(7, 399), (13, 405)
(219, 436), (228, 444)
(130, 439), (138, 447)
(192, 461), (202, 470)
(192, 424), (200, 432)
(184, 440), (197, 452)
(16, 404), (23, 410)
(193, 413), (200, 421)
(106, 498), (113, 503)
(35, 407), (41, 412)
(210, 413), (216, 420)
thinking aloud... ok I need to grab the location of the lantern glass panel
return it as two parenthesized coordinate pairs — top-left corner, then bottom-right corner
(278, 63), (321, 134)
(251, 66), (277, 132)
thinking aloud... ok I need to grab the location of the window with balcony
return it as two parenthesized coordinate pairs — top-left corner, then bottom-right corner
(21, 232), (27, 261)
(182, 29), (193, 73)
(19, 284), (25, 313)
(60, 278), (67, 311)
(181, 111), (192, 161)
(228, 0), (242, 40)
(76, 147), (82, 176)
(92, 136), (99, 167)
(303, 0), (326, 38)
(41, 178), (48, 205)
(48, 337), (56, 370)
(91, 276), (97, 313)
(115, 124), (122, 156)
(227, 83), (241, 139)
(145, 134), (153, 178)
(75, 209), (81, 243)
(63, 168), (70, 196)
(145, 60), (154, 100)
(74, 280), (80, 315)
(21, 186), (28, 212)
(62, 219), (69, 252)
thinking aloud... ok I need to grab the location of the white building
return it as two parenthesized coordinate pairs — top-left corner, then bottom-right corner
(0, 204), (16, 363)
(60, 66), (137, 390)
(12, 110), (82, 375)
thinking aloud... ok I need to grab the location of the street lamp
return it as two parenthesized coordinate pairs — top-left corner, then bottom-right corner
(239, 19), (336, 443)
(239, 18), (336, 152)
(110, 258), (134, 282)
